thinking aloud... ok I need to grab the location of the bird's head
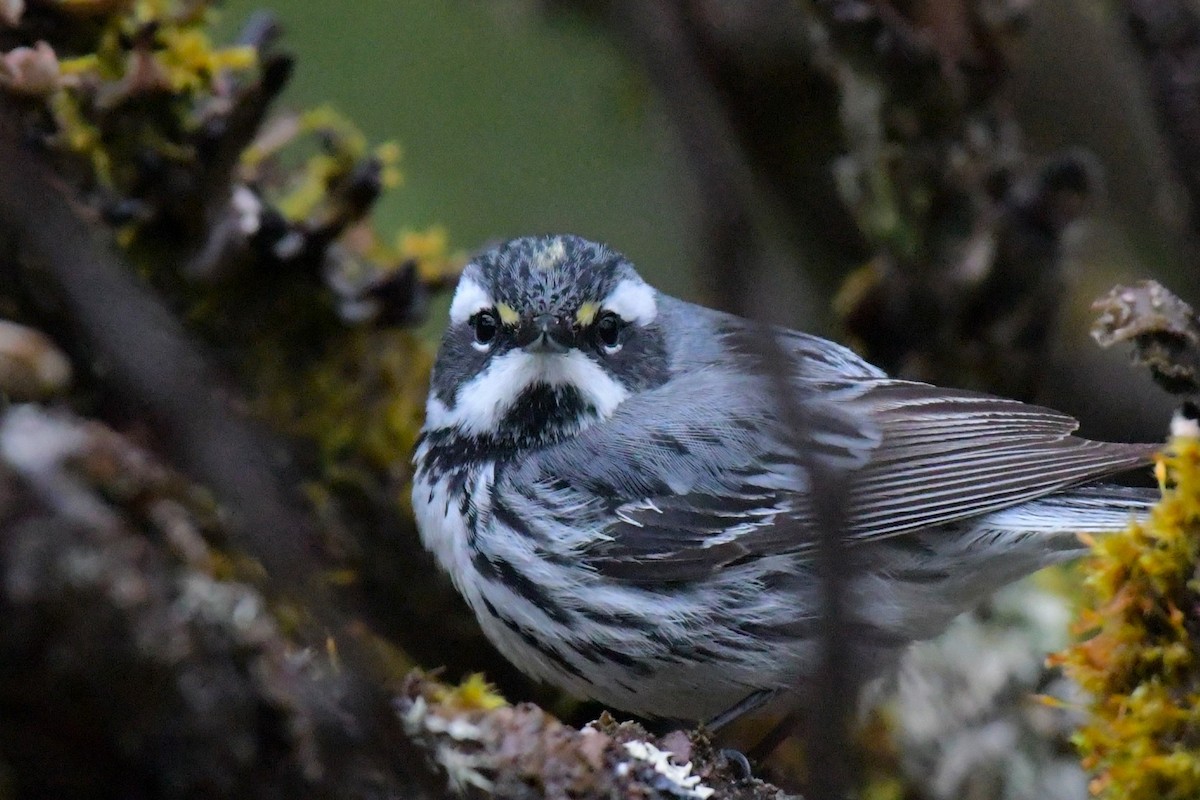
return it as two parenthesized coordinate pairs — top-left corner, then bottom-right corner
(425, 235), (669, 445)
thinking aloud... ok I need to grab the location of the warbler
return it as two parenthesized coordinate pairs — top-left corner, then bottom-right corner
(412, 234), (1154, 725)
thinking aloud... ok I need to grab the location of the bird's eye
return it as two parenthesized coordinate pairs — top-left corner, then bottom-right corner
(595, 311), (624, 352)
(471, 309), (499, 348)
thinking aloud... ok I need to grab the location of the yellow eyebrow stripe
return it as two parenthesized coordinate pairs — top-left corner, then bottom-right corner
(496, 303), (520, 325)
(575, 302), (599, 326)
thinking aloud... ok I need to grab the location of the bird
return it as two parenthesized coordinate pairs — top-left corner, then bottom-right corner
(411, 233), (1157, 727)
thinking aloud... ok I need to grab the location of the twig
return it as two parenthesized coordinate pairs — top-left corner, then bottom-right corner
(602, 0), (767, 311)
(1092, 280), (1200, 395)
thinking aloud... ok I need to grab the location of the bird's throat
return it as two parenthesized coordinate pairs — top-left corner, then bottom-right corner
(495, 382), (598, 449)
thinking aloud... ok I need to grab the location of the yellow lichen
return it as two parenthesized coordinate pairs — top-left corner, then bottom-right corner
(154, 28), (255, 93)
(398, 225), (455, 281)
(271, 106), (401, 222)
(26, 0), (257, 194)
(47, 90), (112, 183)
(187, 100), (454, 493)
(1052, 428), (1200, 800)
(432, 673), (509, 712)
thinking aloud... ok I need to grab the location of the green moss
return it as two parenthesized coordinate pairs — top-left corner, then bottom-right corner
(226, 109), (452, 483)
(253, 328), (433, 479)
(1053, 431), (1200, 800)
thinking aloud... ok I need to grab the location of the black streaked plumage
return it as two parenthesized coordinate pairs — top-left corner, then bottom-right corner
(412, 234), (1158, 724)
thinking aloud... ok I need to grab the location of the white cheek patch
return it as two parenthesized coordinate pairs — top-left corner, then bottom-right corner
(448, 351), (539, 435)
(602, 279), (657, 326)
(422, 394), (454, 431)
(449, 274), (493, 325)
(435, 350), (630, 436)
(555, 351), (630, 420)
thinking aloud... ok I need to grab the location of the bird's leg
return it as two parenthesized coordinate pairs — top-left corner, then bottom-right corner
(702, 688), (778, 732)
(703, 691), (804, 772)
(745, 709), (803, 762)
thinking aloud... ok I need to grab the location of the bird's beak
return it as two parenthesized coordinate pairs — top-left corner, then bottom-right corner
(519, 313), (574, 354)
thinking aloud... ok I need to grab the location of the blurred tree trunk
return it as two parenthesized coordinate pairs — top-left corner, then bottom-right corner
(549, 0), (1181, 436)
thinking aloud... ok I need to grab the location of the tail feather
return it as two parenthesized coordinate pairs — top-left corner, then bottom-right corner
(979, 484), (1158, 534)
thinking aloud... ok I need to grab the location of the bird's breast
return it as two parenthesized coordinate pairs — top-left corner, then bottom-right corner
(412, 454), (496, 594)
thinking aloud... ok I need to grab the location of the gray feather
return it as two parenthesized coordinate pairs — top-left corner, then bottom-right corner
(417, 234), (1165, 722)
(502, 298), (1156, 583)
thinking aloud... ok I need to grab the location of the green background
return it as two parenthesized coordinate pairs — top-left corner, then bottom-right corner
(219, 1), (696, 301)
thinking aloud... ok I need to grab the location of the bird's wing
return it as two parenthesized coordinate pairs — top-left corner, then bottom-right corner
(502, 366), (856, 583)
(507, 346), (1154, 584)
(843, 382), (1156, 540)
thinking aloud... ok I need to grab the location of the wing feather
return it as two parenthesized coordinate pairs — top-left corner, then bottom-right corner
(845, 384), (1155, 538)
(508, 319), (1156, 584)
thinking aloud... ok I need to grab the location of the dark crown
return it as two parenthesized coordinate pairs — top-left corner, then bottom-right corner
(467, 235), (640, 315)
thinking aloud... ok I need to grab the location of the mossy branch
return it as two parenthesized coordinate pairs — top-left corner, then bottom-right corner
(1053, 420), (1200, 800)
(1052, 280), (1200, 800)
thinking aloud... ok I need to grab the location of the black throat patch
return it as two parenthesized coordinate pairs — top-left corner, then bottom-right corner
(417, 382), (598, 488)
(498, 383), (596, 448)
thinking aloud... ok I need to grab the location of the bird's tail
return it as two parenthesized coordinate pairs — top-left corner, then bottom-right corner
(981, 483), (1158, 537)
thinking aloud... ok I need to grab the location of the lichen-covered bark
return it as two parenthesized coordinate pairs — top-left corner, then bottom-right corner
(0, 405), (439, 799)
(1091, 281), (1200, 396)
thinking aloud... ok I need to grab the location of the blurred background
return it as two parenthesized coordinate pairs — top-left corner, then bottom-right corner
(2, 1), (1199, 797)
(216, 0), (1189, 441)
(218, 0), (699, 298)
